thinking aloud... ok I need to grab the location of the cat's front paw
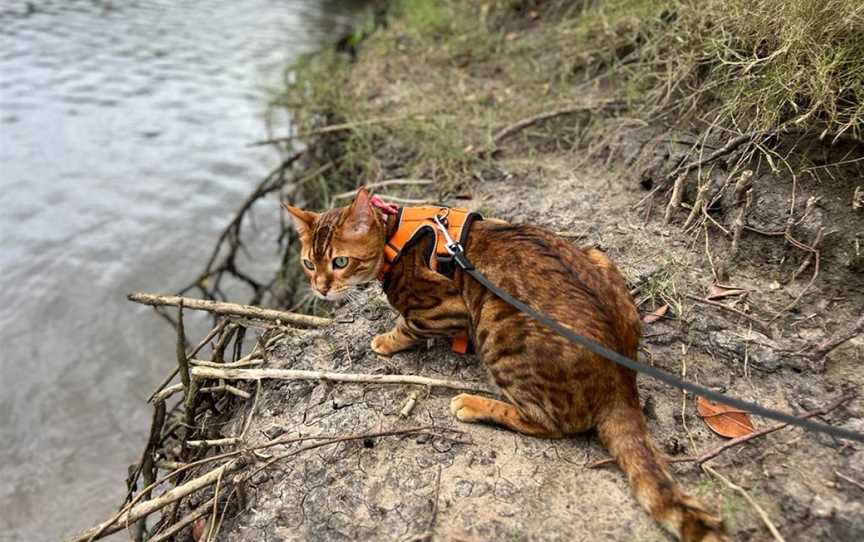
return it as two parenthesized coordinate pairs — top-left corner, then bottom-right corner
(371, 333), (397, 356)
(449, 393), (483, 423)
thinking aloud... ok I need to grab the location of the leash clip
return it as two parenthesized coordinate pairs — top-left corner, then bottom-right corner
(433, 214), (474, 270)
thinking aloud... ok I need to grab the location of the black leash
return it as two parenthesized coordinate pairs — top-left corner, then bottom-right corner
(432, 216), (864, 443)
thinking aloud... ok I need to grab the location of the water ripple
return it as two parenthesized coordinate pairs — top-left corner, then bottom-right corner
(0, 0), (363, 540)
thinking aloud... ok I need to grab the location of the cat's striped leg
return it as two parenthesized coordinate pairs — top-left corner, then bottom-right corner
(449, 394), (562, 438)
(371, 317), (423, 356)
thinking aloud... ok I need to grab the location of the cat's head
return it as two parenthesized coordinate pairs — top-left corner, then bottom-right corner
(282, 187), (385, 301)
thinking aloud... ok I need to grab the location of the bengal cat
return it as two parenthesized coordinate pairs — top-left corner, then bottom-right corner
(283, 188), (726, 541)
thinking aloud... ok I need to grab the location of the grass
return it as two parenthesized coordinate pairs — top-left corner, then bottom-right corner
(264, 0), (864, 308)
(273, 0), (864, 206)
(267, 0), (614, 209)
(567, 0), (864, 140)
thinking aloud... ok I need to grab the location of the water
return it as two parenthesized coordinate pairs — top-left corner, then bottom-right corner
(0, 1), (362, 539)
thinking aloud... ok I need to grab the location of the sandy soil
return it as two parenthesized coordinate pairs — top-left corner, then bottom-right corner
(213, 150), (864, 541)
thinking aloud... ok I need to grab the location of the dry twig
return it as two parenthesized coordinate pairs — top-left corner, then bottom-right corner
(685, 294), (772, 336)
(491, 101), (623, 146)
(190, 366), (491, 393)
(74, 461), (243, 542)
(811, 313), (864, 362)
(128, 292), (331, 328)
(703, 464), (785, 542)
(400, 392), (420, 418)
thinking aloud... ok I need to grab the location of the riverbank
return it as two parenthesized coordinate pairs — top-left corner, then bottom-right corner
(73, 2), (864, 540)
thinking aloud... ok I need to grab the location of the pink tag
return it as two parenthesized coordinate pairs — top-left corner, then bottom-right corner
(369, 195), (399, 215)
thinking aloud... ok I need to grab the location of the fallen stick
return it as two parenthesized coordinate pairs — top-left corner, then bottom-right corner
(834, 470), (864, 492)
(400, 391), (419, 418)
(683, 393), (853, 465)
(187, 437), (241, 449)
(147, 320), (229, 403)
(492, 101), (623, 144)
(667, 129), (775, 181)
(664, 173), (688, 225)
(148, 495), (215, 542)
(811, 313), (864, 360)
(191, 358), (263, 369)
(71, 460), (243, 542)
(90, 426), (452, 542)
(151, 383), (183, 404)
(199, 384), (251, 399)
(685, 294), (772, 336)
(190, 366), (491, 392)
(703, 464), (785, 542)
(128, 293), (331, 328)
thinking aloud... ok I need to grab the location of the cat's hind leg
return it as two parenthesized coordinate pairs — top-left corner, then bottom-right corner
(450, 394), (563, 438)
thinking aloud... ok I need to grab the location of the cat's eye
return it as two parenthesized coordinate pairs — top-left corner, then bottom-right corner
(302, 259), (315, 271)
(332, 256), (349, 269)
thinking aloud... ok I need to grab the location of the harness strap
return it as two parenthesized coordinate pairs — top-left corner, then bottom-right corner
(378, 206), (482, 281)
(378, 205), (481, 355)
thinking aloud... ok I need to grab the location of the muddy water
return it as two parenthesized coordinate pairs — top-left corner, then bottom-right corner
(0, 1), (361, 539)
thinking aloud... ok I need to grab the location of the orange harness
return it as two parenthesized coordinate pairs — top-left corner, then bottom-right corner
(377, 206), (483, 354)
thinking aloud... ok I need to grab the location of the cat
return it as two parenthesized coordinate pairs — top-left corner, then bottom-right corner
(283, 187), (726, 541)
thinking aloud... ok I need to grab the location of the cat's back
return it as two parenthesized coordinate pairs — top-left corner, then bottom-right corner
(462, 220), (640, 354)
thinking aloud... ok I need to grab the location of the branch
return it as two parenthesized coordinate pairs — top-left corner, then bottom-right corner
(191, 366), (491, 393)
(811, 313), (864, 359)
(703, 465), (785, 542)
(128, 292), (331, 328)
(147, 495), (215, 542)
(685, 294), (772, 336)
(667, 131), (764, 181)
(70, 460), (243, 542)
(492, 101), (623, 145)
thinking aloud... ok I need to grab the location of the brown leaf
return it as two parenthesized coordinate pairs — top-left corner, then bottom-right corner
(696, 396), (754, 438)
(642, 304), (669, 324)
(706, 284), (747, 300)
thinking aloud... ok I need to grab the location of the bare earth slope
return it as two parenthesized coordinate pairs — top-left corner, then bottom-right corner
(219, 158), (863, 541)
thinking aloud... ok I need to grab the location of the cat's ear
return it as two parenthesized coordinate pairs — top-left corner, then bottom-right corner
(281, 201), (317, 238)
(344, 186), (373, 237)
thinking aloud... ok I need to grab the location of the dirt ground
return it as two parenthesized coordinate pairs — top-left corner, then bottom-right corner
(212, 149), (864, 541)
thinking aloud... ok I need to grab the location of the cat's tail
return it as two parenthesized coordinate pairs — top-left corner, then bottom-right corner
(597, 404), (727, 542)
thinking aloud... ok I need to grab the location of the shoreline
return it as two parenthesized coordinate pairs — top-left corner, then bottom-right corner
(73, 2), (864, 540)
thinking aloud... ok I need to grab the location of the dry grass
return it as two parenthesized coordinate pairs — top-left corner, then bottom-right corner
(568, 0), (864, 141)
(262, 0), (864, 309)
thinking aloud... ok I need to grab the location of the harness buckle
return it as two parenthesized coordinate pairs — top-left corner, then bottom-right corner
(433, 214), (473, 271)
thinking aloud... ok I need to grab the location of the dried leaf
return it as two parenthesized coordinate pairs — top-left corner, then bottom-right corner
(696, 396), (754, 438)
(706, 284), (747, 300)
(642, 304), (669, 324)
